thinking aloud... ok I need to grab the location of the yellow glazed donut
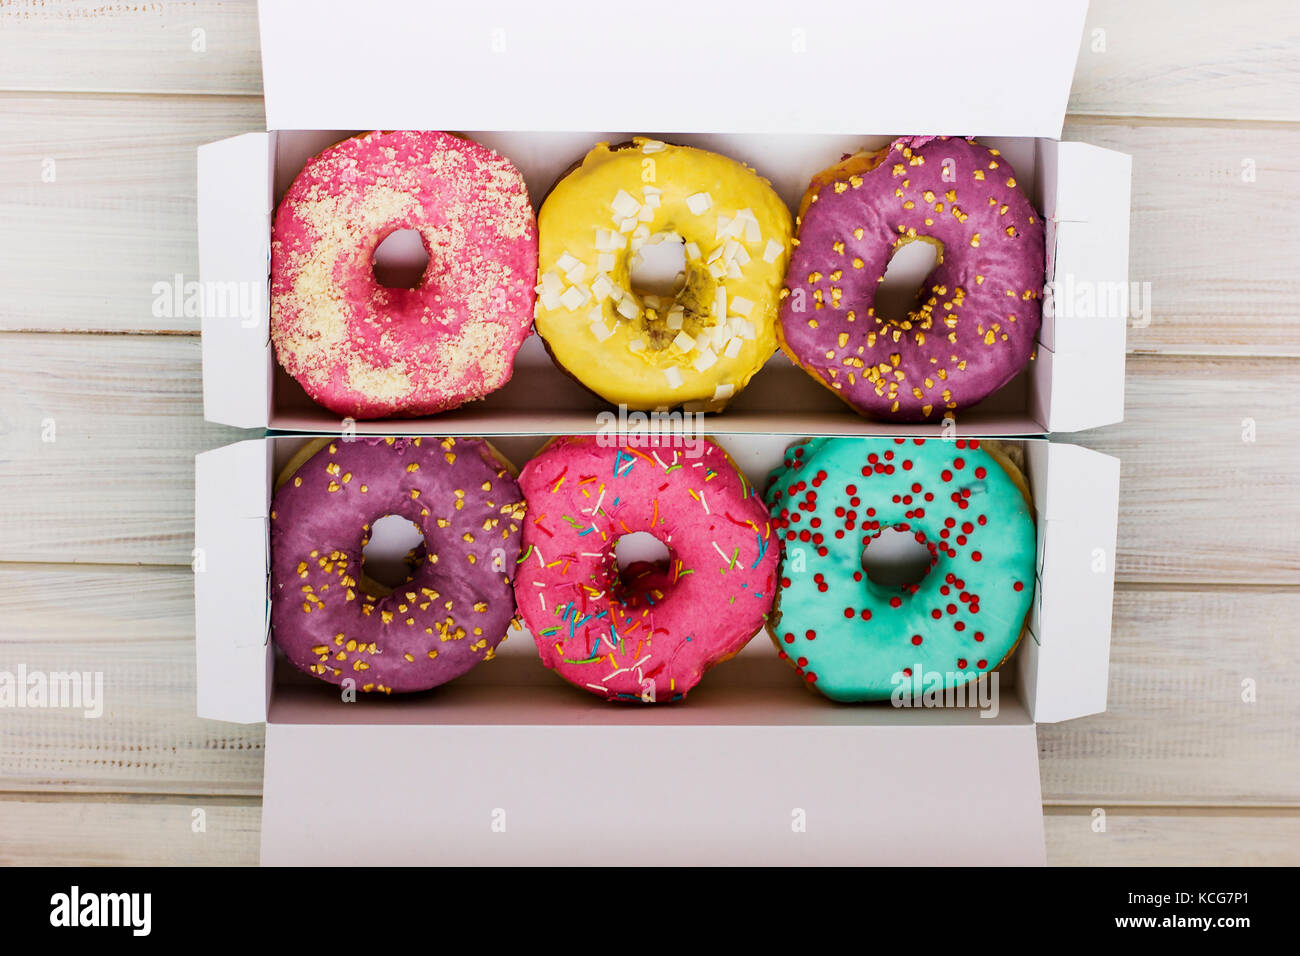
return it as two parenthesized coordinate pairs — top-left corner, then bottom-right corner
(535, 138), (793, 411)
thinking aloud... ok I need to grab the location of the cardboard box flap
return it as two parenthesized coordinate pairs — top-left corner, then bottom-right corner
(194, 439), (274, 723)
(1020, 442), (1119, 723)
(258, 0), (1086, 137)
(261, 706), (1045, 864)
(1039, 141), (1132, 432)
(197, 132), (273, 429)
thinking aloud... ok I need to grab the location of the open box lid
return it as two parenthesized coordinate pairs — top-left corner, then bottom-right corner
(257, 0), (1088, 138)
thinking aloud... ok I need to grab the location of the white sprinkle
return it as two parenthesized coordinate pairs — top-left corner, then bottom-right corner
(628, 339), (646, 353)
(632, 224), (651, 241)
(763, 238), (783, 263)
(589, 319), (614, 342)
(725, 260), (743, 279)
(664, 367), (684, 389)
(672, 331), (696, 353)
(539, 290), (562, 310)
(611, 190), (641, 218)
(540, 271), (565, 295)
(594, 228), (616, 251)
(699, 490), (710, 514)
(596, 252), (617, 273)
(641, 140), (666, 153)
(730, 295), (754, 317)
(556, 252), (580, 273)
(665, 308), (684, 330)
(713, 286), (726, 320)
(564, 261), (587, 284)
(618, 216), (638, 233)
(723, 336), (743, 358)
(686, 192), (713, 215)
(692, 348), (718, 372)
(714, 214), (732, 240)
(683, 241), (701, 260)
(637, 204), (655, 222)
(616, 296), (640, 320)
(713, 383), (736, 401)
(591, 273), (615, 299)
(560, 285), (588, 310)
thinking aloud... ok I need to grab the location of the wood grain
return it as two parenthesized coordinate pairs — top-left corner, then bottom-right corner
(1072, 0), (1300, 122)
(0, 332), (248, 566)
(0, 793), (261, 865)
(0, 92), (264, 333)
(0, 564), (264, 795)
(1045, 806), (1300, 866)
(1063, 119), (1300, 356)
(0, 0), (264, 96)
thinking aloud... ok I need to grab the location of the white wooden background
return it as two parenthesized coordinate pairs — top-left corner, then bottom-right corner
(1, 0), (1298, 865)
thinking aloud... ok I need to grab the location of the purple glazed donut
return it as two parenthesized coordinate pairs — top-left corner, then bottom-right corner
(270, 436), (525, 694)
(777, 136), (1045, 422)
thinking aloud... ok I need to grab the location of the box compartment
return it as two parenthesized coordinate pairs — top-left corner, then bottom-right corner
(195, 432), (1118, 864)
(198, 0), (1130, 436)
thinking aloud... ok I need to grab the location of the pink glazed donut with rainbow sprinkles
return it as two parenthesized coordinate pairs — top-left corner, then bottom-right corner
(514, 435), (778, 702)
(271, 130), (538, 419)
(777, 136), (1045, 422)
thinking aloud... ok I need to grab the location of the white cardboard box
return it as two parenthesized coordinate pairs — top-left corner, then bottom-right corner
(197, 0), (1131, 437)
(195, 433), (1120, 864)
(193, 0), (1127, 865)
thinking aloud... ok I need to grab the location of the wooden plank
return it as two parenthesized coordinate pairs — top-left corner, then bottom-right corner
(0, 92), (264, 333)
(1063, 118), (1300, 356)
(1071, 355), (1300, 585)
(0, 564), (265, 794)
(1040, 588), (1300, 806)
(0, 332), (248, 566)
(1071, 0), (1300, 122)
(4, 332), (1297, 583)
(1045, 807), (1300, 865)
(0, 0), (264, 96)
(0, 794), (260, 865)
(1, 565), (1295, 806)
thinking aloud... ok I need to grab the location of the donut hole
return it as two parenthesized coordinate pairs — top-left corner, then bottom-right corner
(611, 531), (673, 605)
(874, 237), (942, 323)
(371, 228), (430, 290)
(861, 527), (936, 589)
(361, 513), (427, 593)
(629, 233), (686, 300)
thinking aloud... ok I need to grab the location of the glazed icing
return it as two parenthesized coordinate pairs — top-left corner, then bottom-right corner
(271, 130), (537, 419)
(534, 138), (793, 411)
(514, 435), (777, 701)
(764, 437), (1035, 702)
(778, 137), (1045, 422)
(270, 436), (524, 694)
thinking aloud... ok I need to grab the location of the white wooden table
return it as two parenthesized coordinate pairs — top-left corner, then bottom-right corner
(1, 0), (1297, 865)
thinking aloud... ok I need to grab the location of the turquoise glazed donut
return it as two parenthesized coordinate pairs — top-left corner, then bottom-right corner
(764, 437), (1035, 702)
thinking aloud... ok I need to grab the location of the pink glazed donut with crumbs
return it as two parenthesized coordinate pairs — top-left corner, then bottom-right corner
(271, 130), (538, 419)
(515, 435), (778, 702)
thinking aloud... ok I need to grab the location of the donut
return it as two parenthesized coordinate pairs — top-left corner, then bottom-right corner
(764, 437), (1035, 701)
(533, 138), (793, 412)
(270, 435), (525, 694)
(777, 136), (1045, 422)
(271, 130), (538, 419)
(514, 434), (778, 701)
